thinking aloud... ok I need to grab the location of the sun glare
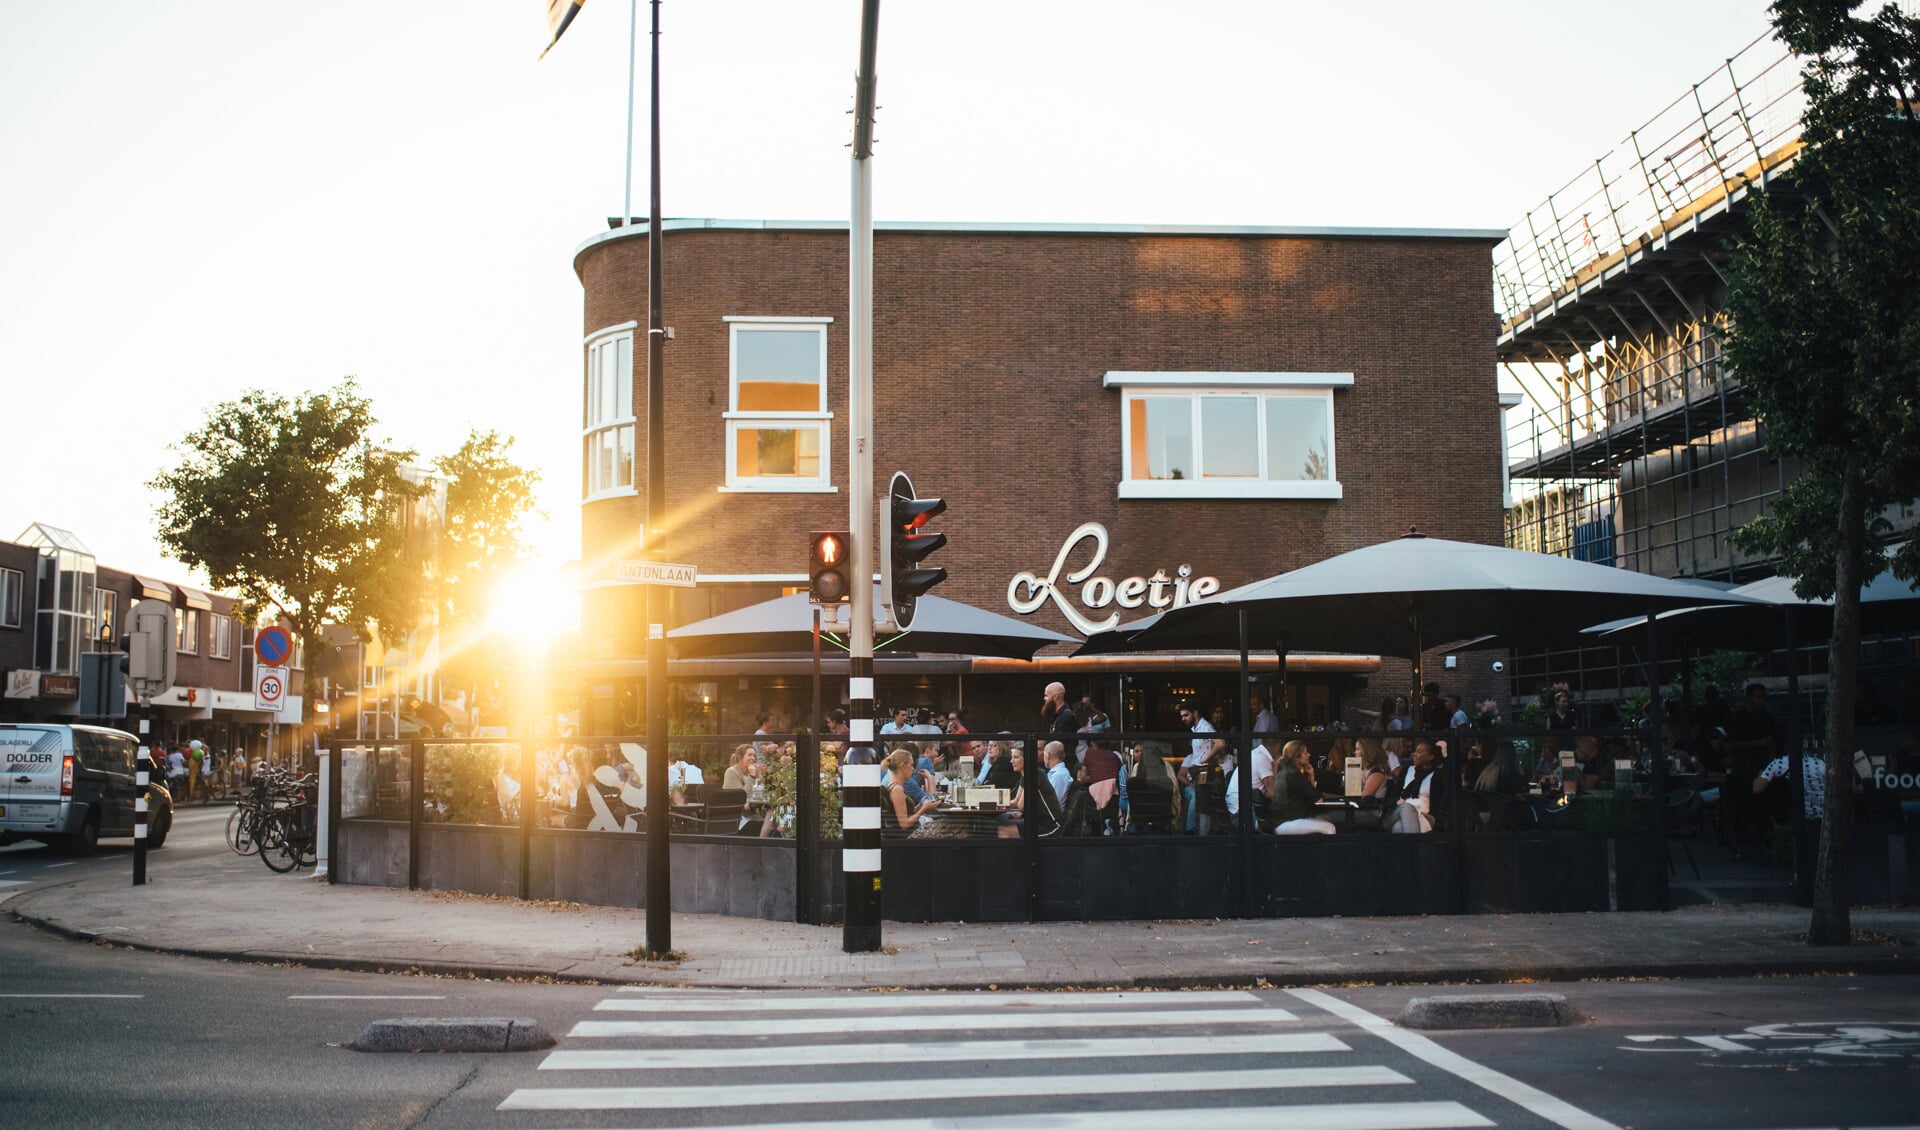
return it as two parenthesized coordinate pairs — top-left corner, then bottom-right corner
(483, 560), (578, 652)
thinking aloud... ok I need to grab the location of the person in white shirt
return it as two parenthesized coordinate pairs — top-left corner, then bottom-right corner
(1447, 695), (1471, 731)
(1044, 742), (1072, 808)
(1178, 701), (1225, 834)
(878, 708), (911, 735)
(1251, 693), (1278, 740)
(1391, 741), (1441, 833)
(1226, 739), (1276, 820)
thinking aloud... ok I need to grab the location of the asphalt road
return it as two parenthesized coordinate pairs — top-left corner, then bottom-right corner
(2, 813), (1915, 1130)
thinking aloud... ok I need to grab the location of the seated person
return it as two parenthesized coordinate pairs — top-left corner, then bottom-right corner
(1354, 739), (1392, 805)
(881, 749), (935, 836)
(997, 746), (1030, 839)
(1080, 736), (1123, 831)
(1472, 740), (1525, 796)
(1271, 740), (1335, 835)
(984, 741), (1023, 794)
(1390, 741), (1441, 833)
(1226, 738), (1276, 828)
(723, 744), (759, 792)
(1043, 742), (1072, 808)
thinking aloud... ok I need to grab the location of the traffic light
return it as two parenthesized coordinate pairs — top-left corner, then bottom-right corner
(79, 652), (129, 719)
(885, 471), (947, 630)
(809, 531), (852, 604)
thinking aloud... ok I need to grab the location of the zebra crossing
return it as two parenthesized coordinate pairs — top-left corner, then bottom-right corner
(495, 986), (1549, 1129)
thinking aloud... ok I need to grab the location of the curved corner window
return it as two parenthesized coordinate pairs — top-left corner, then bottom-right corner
(1112, 374), (1343, 500)
(584, 329), (635, 498)
(724, 319), (833, 492)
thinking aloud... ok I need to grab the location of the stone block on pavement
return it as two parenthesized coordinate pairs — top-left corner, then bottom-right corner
(1398, 992), (1578, 1030)
(353, 1017), (554, 1053)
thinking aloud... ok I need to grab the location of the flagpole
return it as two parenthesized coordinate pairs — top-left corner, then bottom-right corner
(623, 0), (638, 226)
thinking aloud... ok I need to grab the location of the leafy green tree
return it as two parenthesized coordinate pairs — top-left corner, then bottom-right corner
(150, 378), (425, 719)
(1725, 0), (1920, 945)
(432, 429), (541, 696)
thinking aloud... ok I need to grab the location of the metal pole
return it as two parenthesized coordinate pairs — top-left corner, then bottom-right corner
(1236, 609), (1254, 917)
(841, 0), (883, 954)
(622, 0), (637, 227)
(642, 0), (672, 958)
(133, 736), (150, 886)
(798, 606), (822, 923)
(1648, 607), (1668, 907)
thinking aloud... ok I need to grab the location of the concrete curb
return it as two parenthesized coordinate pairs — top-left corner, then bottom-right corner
(353, 1017), (554, 1053)
(1399, 992), (1579, 1029)
(10, 905), (1919, 989)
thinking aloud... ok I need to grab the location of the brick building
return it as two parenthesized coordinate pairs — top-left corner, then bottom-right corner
(572, 220), (1509, 735)
(0, 523), (306, 763)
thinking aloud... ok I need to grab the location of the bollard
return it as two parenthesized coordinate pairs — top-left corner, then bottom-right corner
(133, 746), (150, 886)
(314, 747), (331, 881)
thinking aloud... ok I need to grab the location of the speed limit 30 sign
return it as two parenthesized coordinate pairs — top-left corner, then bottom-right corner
(254, 667), (287, 713)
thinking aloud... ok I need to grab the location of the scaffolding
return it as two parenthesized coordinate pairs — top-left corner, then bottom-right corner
(1498, 31), (1810, 583)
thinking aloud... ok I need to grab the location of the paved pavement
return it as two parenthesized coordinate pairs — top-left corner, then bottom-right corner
(3, 812), (1916, 989)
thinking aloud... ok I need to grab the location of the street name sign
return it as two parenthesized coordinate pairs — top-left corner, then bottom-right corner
(615, 560), (698, 587)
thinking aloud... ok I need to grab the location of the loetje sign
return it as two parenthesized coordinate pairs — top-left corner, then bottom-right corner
(615, 560), (698, 588)
(1008, 521), (1221, 635)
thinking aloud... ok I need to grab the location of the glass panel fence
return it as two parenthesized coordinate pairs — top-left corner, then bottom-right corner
(337, 742), (411, 822)
(422, 741), (525, 827)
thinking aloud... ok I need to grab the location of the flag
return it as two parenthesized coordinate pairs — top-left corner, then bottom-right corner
(540, 0), (586, 60)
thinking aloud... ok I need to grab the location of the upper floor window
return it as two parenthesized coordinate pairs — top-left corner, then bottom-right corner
(1107, 371), (1348, 500)
(175, 607), (200, 654)
(723, 317), (833, 492)
(584, 327), (636, 498)
(210, 614), (233, 660)
(1, 568), (21, 629)
(93, 589), (116, 647)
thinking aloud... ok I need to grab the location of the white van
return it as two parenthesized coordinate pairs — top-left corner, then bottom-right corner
(0, 724), (174, 854)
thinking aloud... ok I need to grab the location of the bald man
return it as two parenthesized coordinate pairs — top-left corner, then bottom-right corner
(1043, 682), (1079, 772)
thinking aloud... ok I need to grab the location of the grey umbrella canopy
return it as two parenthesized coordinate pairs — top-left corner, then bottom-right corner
(668, 584), (1075, 660)
(1074, 530), (1769, 660)
(1589, 570), (1920, 648)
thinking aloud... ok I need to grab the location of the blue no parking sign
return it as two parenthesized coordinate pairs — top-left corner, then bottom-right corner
(255, 626), (292, 667)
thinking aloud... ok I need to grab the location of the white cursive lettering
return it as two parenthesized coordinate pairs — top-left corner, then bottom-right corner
(1008, 522), (1222, 636)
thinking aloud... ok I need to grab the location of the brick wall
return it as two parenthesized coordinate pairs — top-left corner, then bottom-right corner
(577, 224), (1502, 655)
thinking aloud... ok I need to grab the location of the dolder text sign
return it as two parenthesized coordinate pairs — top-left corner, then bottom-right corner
(254, 667), (287, 713)
(615, 560), (698, 588)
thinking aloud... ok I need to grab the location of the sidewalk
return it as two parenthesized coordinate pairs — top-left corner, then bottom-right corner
(8, 846), (1917, 989)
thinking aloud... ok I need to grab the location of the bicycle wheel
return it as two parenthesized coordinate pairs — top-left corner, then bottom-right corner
(226, 805), (261, 856)
(258, 812), (298, 873)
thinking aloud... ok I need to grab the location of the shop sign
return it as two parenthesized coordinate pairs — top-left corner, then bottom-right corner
(5, 670), (40, 700)
(1008, 521), (1221, 635)
(39, 675), (79, 700)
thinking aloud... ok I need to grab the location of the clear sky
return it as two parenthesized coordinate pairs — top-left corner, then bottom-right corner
(0, 0), (1779, 585)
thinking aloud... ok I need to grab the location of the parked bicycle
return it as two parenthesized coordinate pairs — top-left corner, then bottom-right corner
(256, 773), (318, 873)
(226, 768), (310, 863)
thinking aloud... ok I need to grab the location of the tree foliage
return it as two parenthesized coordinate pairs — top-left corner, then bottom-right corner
(432, 429), (542, 681)
(1728, 0), (1920, 592)
(1725, 0), (1920, 946)
(149, 378), (425, 712)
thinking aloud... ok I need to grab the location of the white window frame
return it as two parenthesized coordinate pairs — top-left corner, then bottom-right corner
(210, 614), (232, 660)
(583, 323), (638, 500)
(721, 317), (836, 493)
(1108, 372), (1348, 500)
(175, 607), (200, 655)
(1, 567), (22, 629)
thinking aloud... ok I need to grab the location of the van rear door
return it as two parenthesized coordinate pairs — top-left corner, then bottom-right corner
(0, 726), (68, 835)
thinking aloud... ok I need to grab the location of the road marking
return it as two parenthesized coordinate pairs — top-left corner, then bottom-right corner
(571, 1006), (1297, 1039)
(44, 862), (75, 868)
(0, 880), (29, 888)
(596, 988), (1264, 1012)
(1288, 989), (1623, 1130)
(500, 1065), (1410, 1111)
(287, 994), (449, 1000)
(0, 993), (145, 999)
(508, 1104), (1494, 1130)
(541, 1031), (1350, 1071)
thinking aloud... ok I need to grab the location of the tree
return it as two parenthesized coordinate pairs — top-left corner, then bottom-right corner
(1725, 0), (1920, 945)
(432, 429), (541, 690)
(150, 378), (425, 720)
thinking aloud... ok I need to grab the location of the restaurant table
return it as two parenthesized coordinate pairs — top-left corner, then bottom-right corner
(925, 806), (1006, 837)
(1313, 797), (1382, 832)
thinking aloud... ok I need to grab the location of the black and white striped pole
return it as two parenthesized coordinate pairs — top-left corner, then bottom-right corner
(133, 742), (150, 886)
(842, 0), (883, 953)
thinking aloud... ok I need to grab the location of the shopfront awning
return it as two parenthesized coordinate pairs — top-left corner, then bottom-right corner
(132, 575), (174, 601)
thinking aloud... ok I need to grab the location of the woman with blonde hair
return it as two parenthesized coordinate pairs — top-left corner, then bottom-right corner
(1270, 740), (1335, 835)
(881, 748), (935, 835)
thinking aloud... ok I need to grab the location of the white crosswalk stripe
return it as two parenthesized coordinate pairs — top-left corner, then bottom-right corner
(499, 989), (1508, 1129)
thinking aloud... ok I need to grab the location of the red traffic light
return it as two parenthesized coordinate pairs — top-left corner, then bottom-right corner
(809, 531), (852, 604)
